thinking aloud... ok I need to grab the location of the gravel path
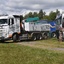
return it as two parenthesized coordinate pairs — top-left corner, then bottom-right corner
(16, 41), (64, 52)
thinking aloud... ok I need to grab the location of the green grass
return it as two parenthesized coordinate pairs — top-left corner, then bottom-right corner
(16, 38), (64, 52)
(0, 43), (64, 64)
(32, 38), (64, 48)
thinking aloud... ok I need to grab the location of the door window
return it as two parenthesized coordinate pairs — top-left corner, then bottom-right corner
(8, 18), (14, 25)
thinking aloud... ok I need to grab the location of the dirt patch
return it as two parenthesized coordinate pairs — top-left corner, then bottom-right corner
(16, 41), (64, 52)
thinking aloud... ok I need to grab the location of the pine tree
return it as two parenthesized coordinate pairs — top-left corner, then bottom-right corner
(38, 9), (43, 19)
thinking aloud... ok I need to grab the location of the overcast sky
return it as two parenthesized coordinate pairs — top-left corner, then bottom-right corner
(0, 0), (64, 15)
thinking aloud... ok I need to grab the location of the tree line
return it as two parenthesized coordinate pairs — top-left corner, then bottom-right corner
(24, 9), (60, 21)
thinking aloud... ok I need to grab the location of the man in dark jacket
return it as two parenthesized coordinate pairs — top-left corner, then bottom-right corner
(56, 25), (60, 39)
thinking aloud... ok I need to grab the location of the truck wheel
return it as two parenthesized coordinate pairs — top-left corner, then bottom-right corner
(32, 35), (37, 41)
(12, 34), (18, 42)
(39, 35), (42, 40)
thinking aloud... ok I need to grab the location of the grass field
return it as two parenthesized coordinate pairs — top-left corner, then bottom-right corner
(0, 38), (64, 64)
(15, 38), (64, 51)
(35, 38), (64, 48)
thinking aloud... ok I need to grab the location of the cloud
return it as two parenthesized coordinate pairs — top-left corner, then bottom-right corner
(0, 0), (64, 15)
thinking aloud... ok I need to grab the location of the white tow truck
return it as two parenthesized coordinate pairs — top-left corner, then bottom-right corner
(56, 12), (64, 40)
(0, 15), (50, 42)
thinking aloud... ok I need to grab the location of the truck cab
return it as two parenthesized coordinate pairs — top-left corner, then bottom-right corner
(56, 12), (64, 24)
(0, 15), (20, 41)
(56, 12), (64, 39)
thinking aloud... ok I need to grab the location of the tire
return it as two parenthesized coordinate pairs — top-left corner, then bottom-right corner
(39, 35), (42, 40)
(44, 33), (48, 39)
(51, 32), (56, 38)
(12, 34), (18, 42)
(32, 34), (37, 41)
(37, 34), (42, 40)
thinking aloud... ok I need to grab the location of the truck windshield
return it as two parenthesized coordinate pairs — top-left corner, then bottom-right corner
(0, 19), (7, 24)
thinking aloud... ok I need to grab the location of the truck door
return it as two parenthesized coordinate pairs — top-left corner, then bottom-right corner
(14, 18), (20, 32)
(8, 18), (15, 34)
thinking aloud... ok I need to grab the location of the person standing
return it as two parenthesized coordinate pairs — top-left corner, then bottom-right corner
(56, 25), (60, 39)
(59, 22), (64, 41)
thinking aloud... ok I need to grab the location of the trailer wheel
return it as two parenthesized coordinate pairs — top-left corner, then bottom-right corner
(51, 32), (56, 38)
(12, 34), (18, 42)
(44, 33), (48, 39)
(37, 34), (42, 40)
